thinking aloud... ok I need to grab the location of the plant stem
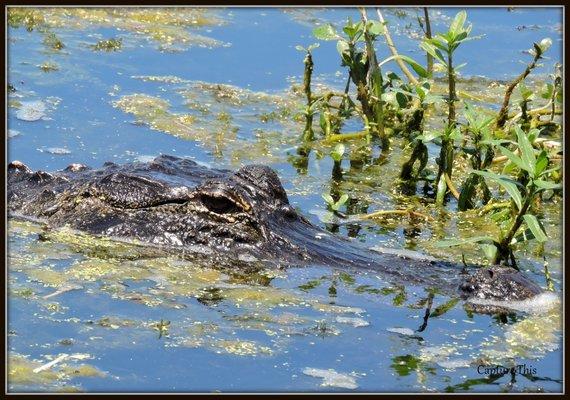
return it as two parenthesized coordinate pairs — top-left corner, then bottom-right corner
(423, 7), (433, 79)
(543, 257), (555, 291)
(302, 50), (314, 141)
(359, 8), (386, 144)
(478, 200), (511, 215)
(495, 50), (542, 129)
(435, 49), (457, 205)
(447, 52), (456, 127)
(443, 173), (460, 199)
(376, 8), (418, 84)
(358, 208), (432, 221)
(496, 191), (533, 265)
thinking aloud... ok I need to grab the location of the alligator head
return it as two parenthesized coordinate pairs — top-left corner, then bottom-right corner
(8, 155), (315, 264)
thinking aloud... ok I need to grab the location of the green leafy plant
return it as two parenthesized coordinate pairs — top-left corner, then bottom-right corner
(495, 37), (552, 129)
(295, 43), (319, 141)
(330, 143), (345, 162)
(322, 193), (349, 212)
(312, 12), (426, 145)
(437, 125), (561, 267)
(457, 102), (495, 210)
(398, 82), (442, 180)
(420, 11), (480, 204)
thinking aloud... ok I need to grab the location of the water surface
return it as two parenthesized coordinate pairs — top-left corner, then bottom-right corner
(7, 7), (563, 393)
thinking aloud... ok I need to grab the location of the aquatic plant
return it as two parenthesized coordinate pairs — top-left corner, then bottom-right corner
(457, 102), (495, 210)
(495, 38), (553, 129)
(438, 125), (561, 268)
(311, 9), (427, 145)
(420, 10), (480, 204)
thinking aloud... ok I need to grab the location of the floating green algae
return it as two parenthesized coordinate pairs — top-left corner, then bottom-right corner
(38, 61), (59, 72)
(480, 298), (562, 362)
(8, 7), (227, 52)
(212, 339), (273, 356)
(7, 352), (105, 392)
(90, 38), (122, 52)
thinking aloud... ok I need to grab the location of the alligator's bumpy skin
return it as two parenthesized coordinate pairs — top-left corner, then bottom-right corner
(460, 266), (543, 301)
(8, 155), (543, 311)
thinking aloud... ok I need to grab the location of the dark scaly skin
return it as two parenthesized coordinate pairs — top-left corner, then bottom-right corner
(7, 155), (543, 312)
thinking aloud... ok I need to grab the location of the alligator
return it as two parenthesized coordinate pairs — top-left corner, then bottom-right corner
(7, 154), (543, 313)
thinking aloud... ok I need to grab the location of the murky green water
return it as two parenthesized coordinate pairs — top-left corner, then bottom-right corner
(7, 7), (563, 393)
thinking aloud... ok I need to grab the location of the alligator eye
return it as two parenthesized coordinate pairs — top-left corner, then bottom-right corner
(487, 269), (494, 279)
(200, 194), (243, 214)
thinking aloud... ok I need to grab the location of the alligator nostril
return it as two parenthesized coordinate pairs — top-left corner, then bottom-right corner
(281, 205), (298, 221)
(460, 282), (472, 292)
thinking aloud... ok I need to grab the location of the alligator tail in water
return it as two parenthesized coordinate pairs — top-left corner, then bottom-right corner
(7, 155), (543, 312)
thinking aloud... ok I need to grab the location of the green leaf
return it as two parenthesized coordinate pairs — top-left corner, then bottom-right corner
(522, 214), (548, 242)
(436, 33), (452, 46)
(395, 91), (408, 108)
(379, 55), (428, 78)
(519, 83), (533, 101)
(501, 160), (517, 175)
(299, 279), (323, 291)
(322, 193), (334, 205)
(454, 31), (468, 43)
(535, 150), (549, 176)
(511, 227), (536, 245)
(332, 194), (348, 211)
(415, 85), (426, 100)
(434, 236), (495, 247)
(331, 143), (345, 162)
(416, 130), (442, 143)
(386, 72), (402, 82)
(436, 175), (447, 205)
(534, 179), (562, 191)
(430, 298), (460, 317)
(420, 41), (446, 65)
(499, 146), (532, 174)
(430, 37), (450, 54)
(448, 127), (462, 141)
(343, 22), (358, 40)
(449, 11), (467, 37)
(313, 24), (338, 41)
(527, 128), (540, 143)
(458, 173), (478, 211)
(454, 62), (467, 71)
(319, 111), (327, 133)
(471, 170), (524, 210)
(367, 20), (385, 36)
(541, 83), (554, 99)
(481, 244), (498, 262)
(336, 39), (349, 57)
(338, 272), (355, 285)
(295, 45), (305, 52)
(515, 125), (536, 176)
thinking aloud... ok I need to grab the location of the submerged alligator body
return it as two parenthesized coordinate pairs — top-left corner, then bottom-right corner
(7, 155), (543, 310)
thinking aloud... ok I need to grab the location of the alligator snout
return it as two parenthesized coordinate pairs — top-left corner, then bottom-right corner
(459, 266), (544, 302)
